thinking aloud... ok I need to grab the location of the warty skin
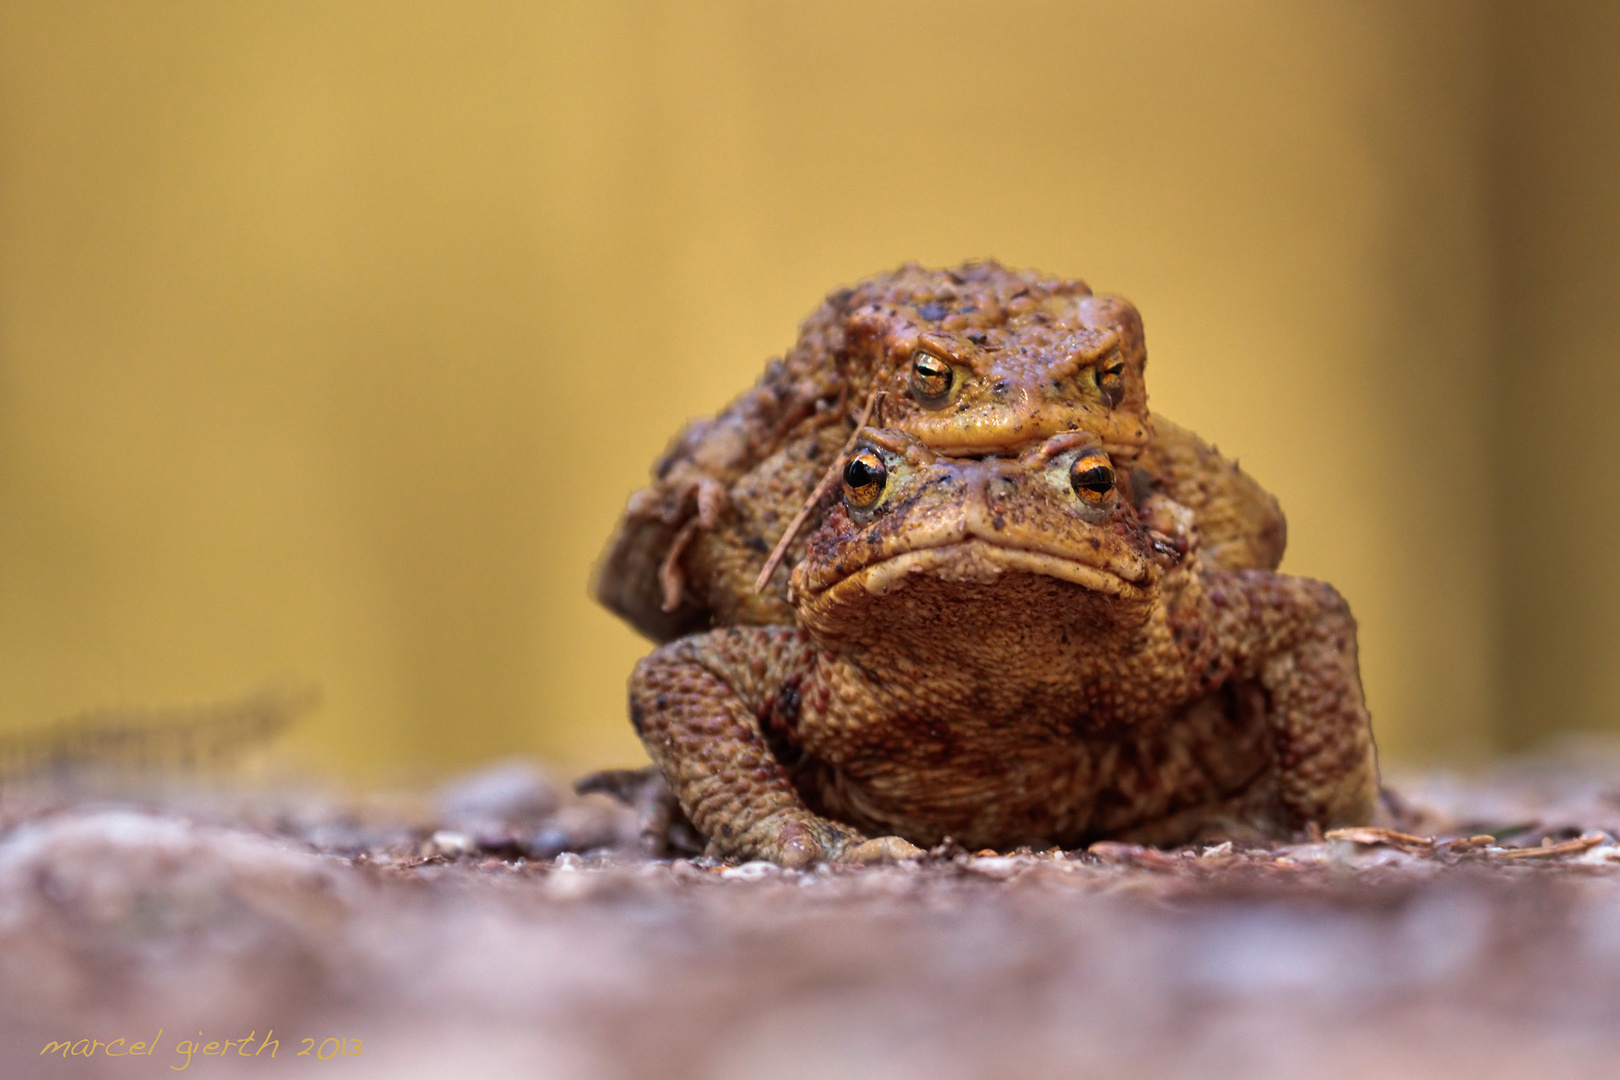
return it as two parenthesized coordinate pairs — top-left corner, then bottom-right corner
(629, 431), (1376, 866)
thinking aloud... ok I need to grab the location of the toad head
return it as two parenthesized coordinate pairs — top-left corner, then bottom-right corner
(790, 429), (1161, 645)
(831, 263), (1150, 458)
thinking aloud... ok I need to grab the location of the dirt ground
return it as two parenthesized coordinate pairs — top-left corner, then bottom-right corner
(6, 749), (1620, 1080)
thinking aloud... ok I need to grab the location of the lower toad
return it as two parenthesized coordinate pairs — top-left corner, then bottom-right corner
(629, 429), (1376, 865)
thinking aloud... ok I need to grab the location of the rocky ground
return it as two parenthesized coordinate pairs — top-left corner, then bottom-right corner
(7, 750), (1620, 1080)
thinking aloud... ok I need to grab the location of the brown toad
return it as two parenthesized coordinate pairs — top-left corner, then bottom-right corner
(628, 429), (1376, 865)
(596, 262), (1284, 643)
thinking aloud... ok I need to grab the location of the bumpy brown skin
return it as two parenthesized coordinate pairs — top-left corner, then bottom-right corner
(1140, 415), (1287, 573)
(594, 261), (1284, 644)
(629, 432), (1376, 865)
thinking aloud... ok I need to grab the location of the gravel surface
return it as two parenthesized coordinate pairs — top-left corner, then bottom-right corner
(7, 751), (1620, 1079)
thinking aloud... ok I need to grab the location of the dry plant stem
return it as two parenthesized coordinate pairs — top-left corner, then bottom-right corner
(659, 518), (704, 612)
(752, 389), (883, 594)
(1436, 835), (1496, 853)
(658, 476), (729, 612)
(1326, 826), (1437, 853)
(1326, 825), (1612, 861)
(1489, 832), (1606, 859)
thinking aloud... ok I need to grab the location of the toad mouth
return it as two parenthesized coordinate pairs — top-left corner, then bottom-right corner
(813, 537), (1148, 601)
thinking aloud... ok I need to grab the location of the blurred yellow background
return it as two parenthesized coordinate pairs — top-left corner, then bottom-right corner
(0, 2), (1614, 780)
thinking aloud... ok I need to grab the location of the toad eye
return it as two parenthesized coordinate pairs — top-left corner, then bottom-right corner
(1097, 353), (1126, 406)
(842, 449), (889, 509)
(1069, 450), (1116, 504)
(909, 349), (955, 405)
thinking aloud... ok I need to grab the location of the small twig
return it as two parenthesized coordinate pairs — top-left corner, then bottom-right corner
(1086, 840), (1180, 868)
(1487, 832), (1607, 860)
(752, 388), (883, 594)
(1324, 826), (1435, 854)
(659, 517), (703, 612)
(1434, 834), (1496, 854)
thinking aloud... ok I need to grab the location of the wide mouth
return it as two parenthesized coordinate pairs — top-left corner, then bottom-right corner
(803, 535), (1148, 603)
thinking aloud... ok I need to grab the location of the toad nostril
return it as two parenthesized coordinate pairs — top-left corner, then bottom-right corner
(984, 473), (1018, 510)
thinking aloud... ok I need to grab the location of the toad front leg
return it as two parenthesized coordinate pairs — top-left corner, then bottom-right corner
(1207, 571), (1380, 831)
(630, 626), (924, 867)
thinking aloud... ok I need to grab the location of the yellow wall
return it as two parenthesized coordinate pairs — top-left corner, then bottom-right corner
(0, 2), (1608, 779)
(1491, 3), (1620, 748)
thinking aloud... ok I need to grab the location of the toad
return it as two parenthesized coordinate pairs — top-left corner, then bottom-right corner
(596, 262), (1285, 644)
(628, 429), (1376, 865)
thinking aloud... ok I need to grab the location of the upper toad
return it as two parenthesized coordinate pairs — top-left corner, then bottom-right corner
(596, 262), (1285, 643)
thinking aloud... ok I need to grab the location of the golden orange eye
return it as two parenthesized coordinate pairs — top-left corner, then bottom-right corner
(909, 349), (955, 405)
(1069, 450), (1115, 504)
(842, 449), (888, 509)
(1095, 352), (1126, 406)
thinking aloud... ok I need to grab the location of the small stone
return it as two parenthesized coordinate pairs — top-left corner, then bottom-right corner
(437, 760), (560, 825)
(720, 861), (781, 881)
(544, 856), (593, 899)
(524, 801), (637, 858)
(429, 830), (473, 858)
(966, 856), (1022, 880)
(1087, 841), (1145, 862)
(671, 859), (710, 883)
(1574, 842), (1620, 865)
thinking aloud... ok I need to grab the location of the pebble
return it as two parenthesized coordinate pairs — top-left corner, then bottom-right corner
(965, 856), (1023, 880)
(429, 830), (474, 858)
(1575, 842), (1620, 865)
(720, 861), (782, 881)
